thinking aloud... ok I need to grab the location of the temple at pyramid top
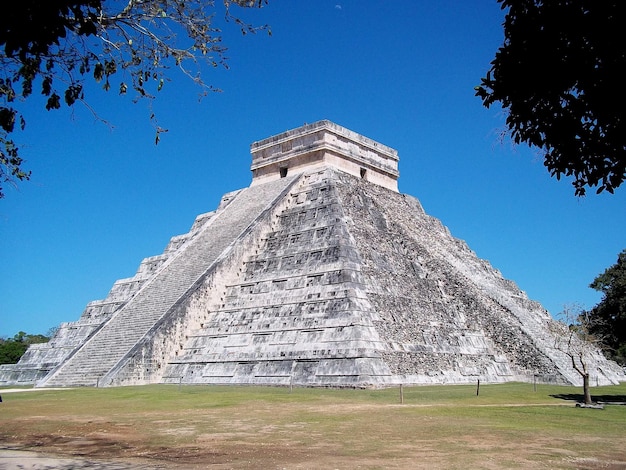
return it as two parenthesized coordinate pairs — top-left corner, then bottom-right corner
(250, 120), (400, 191)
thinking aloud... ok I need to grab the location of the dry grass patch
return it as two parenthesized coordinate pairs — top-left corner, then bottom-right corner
(1, 382), (625, 469)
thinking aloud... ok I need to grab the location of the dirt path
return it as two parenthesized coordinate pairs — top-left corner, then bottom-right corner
(0, 448), (163, 470)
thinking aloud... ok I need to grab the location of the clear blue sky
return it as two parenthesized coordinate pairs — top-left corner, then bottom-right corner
(1, 1), (624, 337)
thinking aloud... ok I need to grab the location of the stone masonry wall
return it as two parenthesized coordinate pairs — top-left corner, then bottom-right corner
(162, 168), (392, 387)
(104, 181), (297, 386)
(335, 170), (623, 385)
(336, 171), (568, 384)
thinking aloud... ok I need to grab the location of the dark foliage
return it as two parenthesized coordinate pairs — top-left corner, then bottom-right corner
(0, 331), (50, 364)
(0, 0), (100, 61)
(0, 1), (101, 197)
(476, 0), (626, 196)
(0, 0), (268, 198)
(588, 249), (626, 364)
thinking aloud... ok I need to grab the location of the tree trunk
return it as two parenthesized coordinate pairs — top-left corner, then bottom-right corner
(583, 373), (593, 405)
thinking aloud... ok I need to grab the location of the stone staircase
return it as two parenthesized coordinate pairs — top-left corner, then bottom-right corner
(163, 168), (391, 386)
(40, 177), (297, 387)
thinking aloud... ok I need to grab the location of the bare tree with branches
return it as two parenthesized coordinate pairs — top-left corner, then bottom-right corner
(550, 303), (608, 406)
(1, 0), (269, 197)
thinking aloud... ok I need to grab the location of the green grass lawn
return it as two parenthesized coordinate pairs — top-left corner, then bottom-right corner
(1, 382), (625, 469)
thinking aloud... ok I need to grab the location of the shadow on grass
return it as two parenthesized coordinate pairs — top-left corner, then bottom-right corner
(551, 394), (626, 404)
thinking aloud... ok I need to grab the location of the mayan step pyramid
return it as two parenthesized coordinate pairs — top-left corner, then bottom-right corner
(2, 120), (624, 388)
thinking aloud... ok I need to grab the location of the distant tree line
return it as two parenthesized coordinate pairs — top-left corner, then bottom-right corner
(0, 331), (50, 364)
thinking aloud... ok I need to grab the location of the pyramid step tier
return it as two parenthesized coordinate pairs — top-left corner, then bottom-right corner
(40, 176), (298, 387)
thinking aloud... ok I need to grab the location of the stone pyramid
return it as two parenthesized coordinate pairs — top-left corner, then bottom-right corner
(2, 121), (624, 388)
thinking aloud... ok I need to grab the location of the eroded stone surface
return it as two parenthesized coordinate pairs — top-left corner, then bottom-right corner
(2, 121), (623, 388)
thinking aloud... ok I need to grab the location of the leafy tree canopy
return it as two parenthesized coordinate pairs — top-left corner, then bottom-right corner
(0, 0), (268, 198)
(476, 0), (626, 196)
(588, 249), (626, 364)
(0, 331), (50, 364)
